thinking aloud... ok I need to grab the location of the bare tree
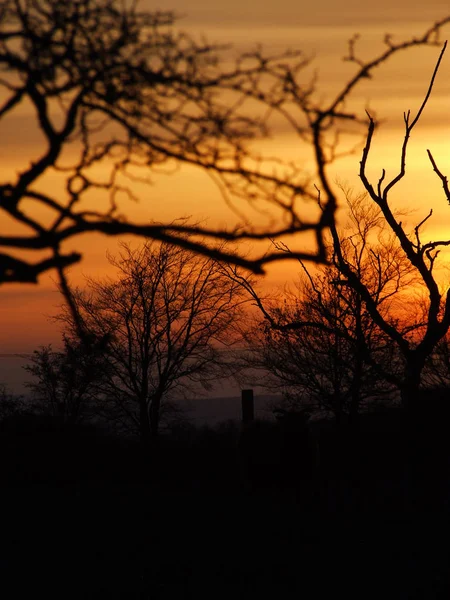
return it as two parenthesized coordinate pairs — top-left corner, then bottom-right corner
(0, 0), (448, 299)
(242, 282), (397, 422)
(232, 193), (418, 420)
(0, 0), (316, 287)
(0, 382), (25, 420)
(421, 326), (450, 390)
(325, 42), (450, 409)
(59, 241), (247, 443)
(24, 337), (106, 424)
(233, 39), (450, 415)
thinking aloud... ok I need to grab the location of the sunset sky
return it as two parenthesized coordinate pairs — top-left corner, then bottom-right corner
(1, 0), (450, 391)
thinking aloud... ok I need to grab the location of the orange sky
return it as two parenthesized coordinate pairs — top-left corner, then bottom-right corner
(1, 0), (450, 364)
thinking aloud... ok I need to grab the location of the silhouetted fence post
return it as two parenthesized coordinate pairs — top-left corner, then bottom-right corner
(241, 389), (254, 425)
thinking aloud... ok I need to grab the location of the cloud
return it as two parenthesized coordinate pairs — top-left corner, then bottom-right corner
(164, 0), (450, 28)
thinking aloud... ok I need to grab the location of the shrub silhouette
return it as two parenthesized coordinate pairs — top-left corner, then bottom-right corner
(237, 411), (315, 496)
(0, 413), (142, 485)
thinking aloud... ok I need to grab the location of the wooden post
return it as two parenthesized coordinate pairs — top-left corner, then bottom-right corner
(241, 389), (254, 425)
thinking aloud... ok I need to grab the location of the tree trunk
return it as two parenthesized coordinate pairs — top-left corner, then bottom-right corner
(139, 399), (152, 448)
(400, 356), (423, 410)
(349, 358), (363, 425)
(149, 395), (162, 438)
(401, 352), (426, 509)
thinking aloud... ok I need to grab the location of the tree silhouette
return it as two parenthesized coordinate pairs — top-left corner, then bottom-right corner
(0, 0), (448, 300)
(422, 331), (450, 389)
(223, 42), (450, 508)
(0, 0), (317, 285)
(326, 42), (450, 409)
(0, 382), (24, 420)
(228, 37), (450, 416)
(24, 337), (105, 424)
(229, 193), (418, 419)
(57, 241), (247, 443)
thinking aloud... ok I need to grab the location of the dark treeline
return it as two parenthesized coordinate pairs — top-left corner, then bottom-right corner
(1, 385), (450, 597)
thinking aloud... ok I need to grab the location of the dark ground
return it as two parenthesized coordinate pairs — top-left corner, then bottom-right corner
(1, 415), (450, 599)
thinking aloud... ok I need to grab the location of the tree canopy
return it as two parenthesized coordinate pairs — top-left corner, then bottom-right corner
(56, 241), (247, 439)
